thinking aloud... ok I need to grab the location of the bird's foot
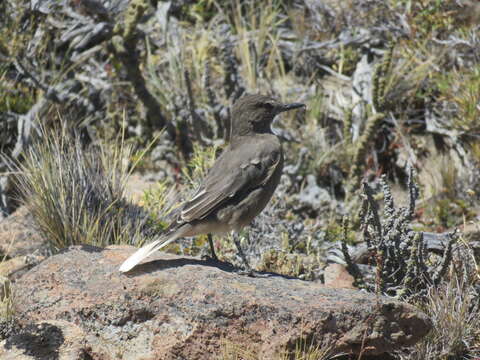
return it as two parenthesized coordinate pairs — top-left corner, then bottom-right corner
(232, 233), (253, 272)
(208, 234), (219, 261)
(200, 234), (220, 262)
(201, 252), (220, 262)
(232, 266), (272, 278)
(233, 266), (255, 277)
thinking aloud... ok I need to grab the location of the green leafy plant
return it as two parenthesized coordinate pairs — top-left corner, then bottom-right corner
(435, 67), (480, 135)
(342, 170), (457, 299)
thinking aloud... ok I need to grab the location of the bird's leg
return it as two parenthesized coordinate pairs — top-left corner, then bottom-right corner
(232, 231), (252, 274)
(207, 234), (218, 261)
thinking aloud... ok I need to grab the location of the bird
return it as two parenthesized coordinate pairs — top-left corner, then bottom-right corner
(119, 94), (305, 272)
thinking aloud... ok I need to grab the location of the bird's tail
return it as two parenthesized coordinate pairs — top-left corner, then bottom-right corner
(119, 230), (182, 272)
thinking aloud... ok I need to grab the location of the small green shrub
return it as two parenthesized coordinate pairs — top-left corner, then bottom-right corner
(342, 169), (457, 298)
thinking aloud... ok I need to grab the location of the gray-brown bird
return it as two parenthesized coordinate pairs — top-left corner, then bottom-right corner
(119, 94), (305, 272)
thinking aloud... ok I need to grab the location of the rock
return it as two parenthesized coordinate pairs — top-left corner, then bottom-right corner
(0, 206), (47, 258)
(12, 245), (431, 359)
(323, 264), (355, 289)
(327, 242), (371, 265)
(0, 320), (86, 360)
(0, 255), (45, 280)
(296, 174), (332, 212)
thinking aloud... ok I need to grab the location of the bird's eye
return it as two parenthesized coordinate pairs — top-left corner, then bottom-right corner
(263, 102), (274, 109)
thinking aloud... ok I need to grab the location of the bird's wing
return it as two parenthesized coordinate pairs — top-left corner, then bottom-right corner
(179, 141), (282, 222)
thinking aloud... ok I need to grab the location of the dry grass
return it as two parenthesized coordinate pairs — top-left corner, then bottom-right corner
(12, 126), (150, 251)
(0, 275), (13, 322)
(399, 274), (480, 359)
(231, 0), (286, 88)
(435, 67), (480, 135)
(220, 337), (339, 360)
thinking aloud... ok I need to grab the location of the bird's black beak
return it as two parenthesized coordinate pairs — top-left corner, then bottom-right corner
(277, 102), (305, 113)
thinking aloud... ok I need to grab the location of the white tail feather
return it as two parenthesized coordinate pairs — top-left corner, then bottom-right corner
(119, 234), (180, 272)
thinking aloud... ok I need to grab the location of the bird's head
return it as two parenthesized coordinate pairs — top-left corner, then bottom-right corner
(230, 94), (305, 137)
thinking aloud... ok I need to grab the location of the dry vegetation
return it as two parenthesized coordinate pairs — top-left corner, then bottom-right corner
(0, 0), (479, 358)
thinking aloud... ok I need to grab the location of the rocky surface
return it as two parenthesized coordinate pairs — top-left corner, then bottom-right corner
(0, 320), (86, 360)
(323, 264), (355, 289)
(9, 245), (432, 359)
(0, 206), (47, 259)
(0, 207), (47, 282)
(0, 255), (44, 281)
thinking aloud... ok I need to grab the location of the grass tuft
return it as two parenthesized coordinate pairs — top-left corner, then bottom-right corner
(399, 273), (480, 360)
(13, 127), (149, 251)
(0, 276), (14, 322)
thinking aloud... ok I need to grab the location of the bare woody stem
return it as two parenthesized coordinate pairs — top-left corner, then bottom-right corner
(110, 0), (175, 138)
